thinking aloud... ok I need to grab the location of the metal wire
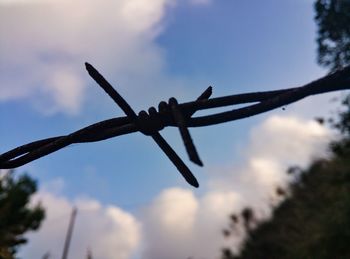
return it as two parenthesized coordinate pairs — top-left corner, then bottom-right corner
(1, 63), (350, 187)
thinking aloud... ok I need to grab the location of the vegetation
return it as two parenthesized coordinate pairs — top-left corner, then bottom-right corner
(222, 0), (350, 258)
(315, 0), (350, 72)
(0, 171), (45, 259)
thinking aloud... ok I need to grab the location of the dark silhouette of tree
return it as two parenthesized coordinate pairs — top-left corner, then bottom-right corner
(0, 170), (45, 259)
(222, 1), (350, 257)
(222, 120), (350, 258)
(315, 0), (350, 71)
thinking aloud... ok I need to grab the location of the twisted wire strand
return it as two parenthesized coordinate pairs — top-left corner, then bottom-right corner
(1, 63), (350, 187)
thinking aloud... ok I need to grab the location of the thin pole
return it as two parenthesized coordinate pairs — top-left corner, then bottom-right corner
(61, 207), (78, 259)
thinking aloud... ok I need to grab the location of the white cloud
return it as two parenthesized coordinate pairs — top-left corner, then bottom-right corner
(0, 0), (216, 116)
(21, 187), (141, 259)
(0, 0), (174, 115)
(212, 115), (331, 191)
(141, 188), (199, 259)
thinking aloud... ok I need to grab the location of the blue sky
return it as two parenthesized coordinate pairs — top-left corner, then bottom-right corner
(0, 0), (341, 258)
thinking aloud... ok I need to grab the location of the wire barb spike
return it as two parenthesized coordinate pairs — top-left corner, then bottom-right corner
(169, 97), (203, 166)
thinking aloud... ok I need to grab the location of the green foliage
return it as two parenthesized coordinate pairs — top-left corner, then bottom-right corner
(315, 0), (350, 71)
(0, 171), (45, 259)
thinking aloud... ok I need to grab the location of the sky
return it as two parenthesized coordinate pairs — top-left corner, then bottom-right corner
(0, 0), (346, 258)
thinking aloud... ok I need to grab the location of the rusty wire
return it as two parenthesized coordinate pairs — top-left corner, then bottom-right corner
(1, 63), (350, 187)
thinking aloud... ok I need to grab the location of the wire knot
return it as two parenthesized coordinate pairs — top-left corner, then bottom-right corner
(137, 107), (165, 136)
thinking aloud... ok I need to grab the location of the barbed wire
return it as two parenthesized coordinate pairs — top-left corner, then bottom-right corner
(1, 63), (350, 187)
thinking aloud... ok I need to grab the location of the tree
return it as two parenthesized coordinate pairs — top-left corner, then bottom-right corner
(315, 0), (350, 72)
(0, 170), (45, 259)
(222, 1), (350, 257)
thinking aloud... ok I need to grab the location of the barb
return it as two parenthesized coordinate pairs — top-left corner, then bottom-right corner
(1, 63), (350, 187)
(86, 62), (200, 187)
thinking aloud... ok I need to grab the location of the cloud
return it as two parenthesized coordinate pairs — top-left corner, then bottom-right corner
(139, 115), (331, 258)
(141, 188), (199, 259)
(0, 0), (174, 115)
(211, 115), (331, 191)
(21, 186), (141, 259)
